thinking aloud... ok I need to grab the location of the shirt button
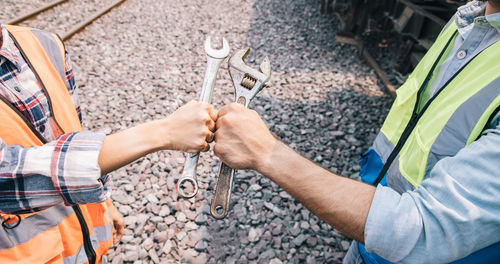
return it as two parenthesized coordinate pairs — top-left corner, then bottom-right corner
(39, 125), (45, 133)
(457, 50), (467, 60)
(14, 86), (20, 92)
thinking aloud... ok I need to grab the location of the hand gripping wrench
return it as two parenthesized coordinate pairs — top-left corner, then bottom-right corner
(210, 48), (271, 218)
(177, 37), (230, 199)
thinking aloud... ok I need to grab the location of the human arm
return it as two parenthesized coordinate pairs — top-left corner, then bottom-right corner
(213, 103), (375, 242)
(0, 101), (216, 214)
(98, 100), (216, 175)
(214, 103), (500, 263)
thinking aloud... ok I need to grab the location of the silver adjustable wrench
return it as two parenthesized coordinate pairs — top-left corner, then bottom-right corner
(210, 48), (271, 218)
(177, 36), (230, 199)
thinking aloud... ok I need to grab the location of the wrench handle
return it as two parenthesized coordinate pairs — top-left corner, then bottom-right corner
(182, 152), (199, 177)
(210, 97), (249, 218)
(199, 56), (224, 103)
(210, 162), (234, 218)
(177, 152), (200, 198)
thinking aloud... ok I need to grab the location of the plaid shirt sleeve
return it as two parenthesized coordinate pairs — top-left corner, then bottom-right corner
(0, 132), (110, 214)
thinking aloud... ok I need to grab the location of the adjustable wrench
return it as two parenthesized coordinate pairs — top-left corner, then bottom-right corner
(210, 48), (271, 218)
(177, 36), (230, 199)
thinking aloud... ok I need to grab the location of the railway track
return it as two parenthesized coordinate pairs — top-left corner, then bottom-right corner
(2, 0), (125, 41)
(323, 0), (464, 97)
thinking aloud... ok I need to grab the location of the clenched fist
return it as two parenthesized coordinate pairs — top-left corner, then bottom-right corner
(214, 103), (279, 171)
(160, 100), (217, 153)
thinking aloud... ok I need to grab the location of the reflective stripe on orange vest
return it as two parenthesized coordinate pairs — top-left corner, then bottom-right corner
(0, 25), (112, 264)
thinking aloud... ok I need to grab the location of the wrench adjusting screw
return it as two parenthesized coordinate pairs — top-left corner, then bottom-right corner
(241, 73), (257, 89)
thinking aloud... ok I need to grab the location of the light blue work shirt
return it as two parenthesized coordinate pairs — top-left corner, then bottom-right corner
(344, 1), (500, 263)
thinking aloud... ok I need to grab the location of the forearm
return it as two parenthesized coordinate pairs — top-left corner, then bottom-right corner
(98, 101), (216, 175)
(257, 141), (376, 242)
(98, 120), (164, 175)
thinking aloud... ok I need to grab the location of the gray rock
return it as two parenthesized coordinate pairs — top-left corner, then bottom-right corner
(123, 216), (137, 228)
(136, 213), (149, 227)
(306, 237), (318, 247)
(164, 216), (176, 225)
(341, 240), (352, 251)
(176, 212), (187, 222)
(248, 227), (262, 243)
(158, 206), (170, 217)
(195, 240), (208, 252)
(289, 227), (301, 236)
(149, 249), (160, 264)
(176, 231), (187, 241)
(250, 184), (262, 191)
(142, 237), (154, 250)
(162, 239), (173, 255)
(270, 258), (283, 264)
(293, 234), (307, 247)
(154, 231), (168, 243)
(248, 248), (259, 260)
(150, 216), (163, 224)
(195, 213), (208, 225)
(261, 249), (276, 259)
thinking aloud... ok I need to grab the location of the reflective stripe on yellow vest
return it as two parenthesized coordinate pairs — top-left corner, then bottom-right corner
(0, 25), (112, 264)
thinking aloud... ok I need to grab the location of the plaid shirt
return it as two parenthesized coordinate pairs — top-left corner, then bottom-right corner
(0, 25), (109, 214)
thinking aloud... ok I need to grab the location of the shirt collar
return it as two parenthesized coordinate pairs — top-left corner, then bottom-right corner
(0, 24), (23, 71)
(455, 1), (500, 37)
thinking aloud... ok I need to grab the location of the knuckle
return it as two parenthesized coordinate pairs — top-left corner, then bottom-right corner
(213, 144), (224, 156)
(213, 144), (220, 156)
(217, 116), (227, 126)
(203, 113), (212, 122)
(228, 102), (240, 110)
(198, 141), (206, 149)
(214, 130), (221, 141)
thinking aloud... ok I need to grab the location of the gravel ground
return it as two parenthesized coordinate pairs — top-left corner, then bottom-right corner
(2, 0), (393, 263)
(0, 0), (52, 22)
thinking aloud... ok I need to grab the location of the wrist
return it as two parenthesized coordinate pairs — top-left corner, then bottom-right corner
(136, 120), (166, 152)
(255, 139), (288, 176)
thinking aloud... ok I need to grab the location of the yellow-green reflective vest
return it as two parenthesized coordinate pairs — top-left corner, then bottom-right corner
(363, 22), (500, 190)
(358, 21), (500, 263)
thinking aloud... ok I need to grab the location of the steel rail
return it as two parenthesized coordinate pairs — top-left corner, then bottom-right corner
(61, 0), (126, 41)
(6, 0), (69, 25)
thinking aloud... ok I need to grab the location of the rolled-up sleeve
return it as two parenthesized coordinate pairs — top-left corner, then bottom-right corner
(0, 131), (110, 214)
(364, 117), (500, 263)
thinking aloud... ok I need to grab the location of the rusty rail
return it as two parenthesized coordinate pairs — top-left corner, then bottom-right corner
(6, 0), (69, 25)
(62, 0), (126, 40)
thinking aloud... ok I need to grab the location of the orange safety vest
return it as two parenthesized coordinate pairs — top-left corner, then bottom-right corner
(0, 25), (113, 264)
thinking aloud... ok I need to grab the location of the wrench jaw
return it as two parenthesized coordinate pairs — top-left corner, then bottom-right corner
(204, 36), (230, 59)
(228, 48), (272, 106)
(229, 48), (271, 84)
